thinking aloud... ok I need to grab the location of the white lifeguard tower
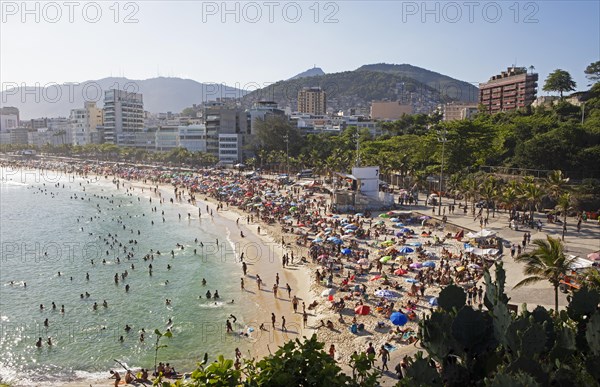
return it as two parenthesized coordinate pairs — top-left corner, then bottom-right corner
(351, 166), (379, 198)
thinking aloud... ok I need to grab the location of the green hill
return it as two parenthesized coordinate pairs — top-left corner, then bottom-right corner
(242, 68), (455, 114)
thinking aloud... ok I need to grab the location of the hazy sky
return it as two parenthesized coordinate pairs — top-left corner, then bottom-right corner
(1, 1), (598, 93)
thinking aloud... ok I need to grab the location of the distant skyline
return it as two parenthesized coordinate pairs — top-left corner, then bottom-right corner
(1, 1), (598, 95)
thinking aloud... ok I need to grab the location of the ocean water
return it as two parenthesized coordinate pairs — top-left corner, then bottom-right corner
(0, 167), (256, 384)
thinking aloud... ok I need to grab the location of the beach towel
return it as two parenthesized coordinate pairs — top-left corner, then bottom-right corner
(384, 343), (397, 352)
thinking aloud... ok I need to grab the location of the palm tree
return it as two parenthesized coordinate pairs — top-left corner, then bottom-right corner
(462, 177), (479, 215)
(545, 170), (570, 200)
(514, 236), (578, 312)
(479, 177), (499, 220)
(500, 185), (518, 214)
(555, 192), (573, 241)
(446, 173), (463, 205)
(520, 182), (544, 220)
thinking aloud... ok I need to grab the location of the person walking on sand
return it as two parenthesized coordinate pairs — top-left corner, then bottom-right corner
(303, 311), (308, 327)
(281, 316), (287, 332)
(292, 295), (299, 313)
(329, 344), (336, 359)
(273, 283), (278, 298)
(240, 278), (244, 290)
(378, 345), (390, 371)
(271, 313), (276, 329)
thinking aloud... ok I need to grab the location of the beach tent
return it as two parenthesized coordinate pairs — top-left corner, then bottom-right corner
(569, 256), (593, 270)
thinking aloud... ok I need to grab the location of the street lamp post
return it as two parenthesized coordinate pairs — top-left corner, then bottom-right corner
(437, 129), (447, 216)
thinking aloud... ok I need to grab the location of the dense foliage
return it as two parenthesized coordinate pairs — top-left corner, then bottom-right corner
(399, 262), (600, 386)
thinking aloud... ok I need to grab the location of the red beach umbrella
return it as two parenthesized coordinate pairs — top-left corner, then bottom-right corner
(354, 305), (371, 315)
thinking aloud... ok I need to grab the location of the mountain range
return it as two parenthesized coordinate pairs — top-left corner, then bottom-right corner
(2, 64), (478, 119)
(1, 77), (245, 120)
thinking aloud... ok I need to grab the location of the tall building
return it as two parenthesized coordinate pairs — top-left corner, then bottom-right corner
(103, 89), (144, 145)
(370, 101), (413, 120)
(297, 87), (326, 115)
(202, 102), (250, 164)
(247, 101), (286, 135)
(70, 101), (104, 145)
(0, 106), (20, 131)
(479, 66), (538, 113)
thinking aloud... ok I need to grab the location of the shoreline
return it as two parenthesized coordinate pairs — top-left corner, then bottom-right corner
(2, 157), (598, 386)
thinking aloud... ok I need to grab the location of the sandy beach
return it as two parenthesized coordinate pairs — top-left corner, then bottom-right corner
(2, 158), (598, 386)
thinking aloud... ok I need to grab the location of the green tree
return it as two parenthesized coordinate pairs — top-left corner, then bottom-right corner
(513, 236), (578, 311)
(545, 170), (570, 199)
(584, 61), (600, 86)
(554, 192), (573, 241)
(543, 69), (577, 99)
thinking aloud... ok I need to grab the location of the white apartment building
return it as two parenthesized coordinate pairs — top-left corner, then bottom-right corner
(70, 102), (103, 145)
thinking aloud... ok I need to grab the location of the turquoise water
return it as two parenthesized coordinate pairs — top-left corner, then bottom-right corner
(0, 168), (255, 384)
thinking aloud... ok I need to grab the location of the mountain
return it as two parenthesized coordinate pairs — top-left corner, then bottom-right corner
(1, 77), (246, 120)
(241, 65), (474, 114)
(357, 63), (479, 102)
(288, 67), (326, 80)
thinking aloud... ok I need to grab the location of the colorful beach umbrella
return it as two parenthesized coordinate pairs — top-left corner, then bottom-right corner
(394, 269), (408, 275)
(390, 312), (408, 326)
(399, 246), (414, 254)
(341, 248), (352, 255)
(379, 256), (392, 263)
(354, 305), (371, 315)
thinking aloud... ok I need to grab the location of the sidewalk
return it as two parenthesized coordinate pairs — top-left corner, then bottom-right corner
(413, 202), (600, 310)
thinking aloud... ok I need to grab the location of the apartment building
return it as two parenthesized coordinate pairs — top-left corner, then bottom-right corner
(479, 66), (538, 113)
(298, 87), (327, 115)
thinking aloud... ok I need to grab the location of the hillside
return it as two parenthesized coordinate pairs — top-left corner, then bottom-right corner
(357, 63), (479, 103)
(241, 69), (450, 114)
(0, 77), (246, 120)
(288, 67), (326, 80)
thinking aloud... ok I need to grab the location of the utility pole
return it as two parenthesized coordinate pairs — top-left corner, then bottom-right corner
(437, 129), (448, 216)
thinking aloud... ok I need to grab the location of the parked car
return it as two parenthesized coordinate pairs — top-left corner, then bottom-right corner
(296, 169), (313, 179)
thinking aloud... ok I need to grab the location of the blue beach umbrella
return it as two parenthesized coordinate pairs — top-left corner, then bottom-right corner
(390, 312), (408, 326)
(422, 261), (436, 268)
(341, 248), (352, 255)
(398, 246), (414, 254)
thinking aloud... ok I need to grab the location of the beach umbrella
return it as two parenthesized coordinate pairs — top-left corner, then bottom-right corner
(393, 223), (404, 228)
(387, 211), (395, 215)
(407, 242), (422, 247)
(331, 238), (343, 245)
(399, 246), (414, 254)
(324, 227), (333, 232)
(418, 215), (431, 220)
(344, 224), (358, 230)
(390, 218), (400, 222)
(395, 231), (404, 237)
(313, 237), (323, 243)
(355, 213), (364, 217)
(400, 228), (412, 233)
(429, 297), (439, 306)
(456, 266), (466, 272)
(344, 229), (355, 234)
(381, 241), (394, 247)
(422, 261), (436, 268)
(357, 258), (368, 265)
(378, 214), (390, 218)
(379, 256), (392, 263)
(290, 206), (298, 211)
(390, 312), (408, 326)
(369, 275), (382, 281)
(405, 278), (419, 284)
(341, 248), (352, 255)
(409, 262), (422, 269)
(354, 305), (371, 315)
(321, 288), (335, 296)
(468, 263), (482, 270)
(375, 289), (395, 298)
(394, 269), (408, 275)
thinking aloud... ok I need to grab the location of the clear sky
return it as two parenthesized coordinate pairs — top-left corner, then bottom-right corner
(1, 1), (598, 93)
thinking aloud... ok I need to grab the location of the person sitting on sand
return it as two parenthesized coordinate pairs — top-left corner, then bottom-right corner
(326, 320), (334, 329)
(125, 370), (135, 384)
